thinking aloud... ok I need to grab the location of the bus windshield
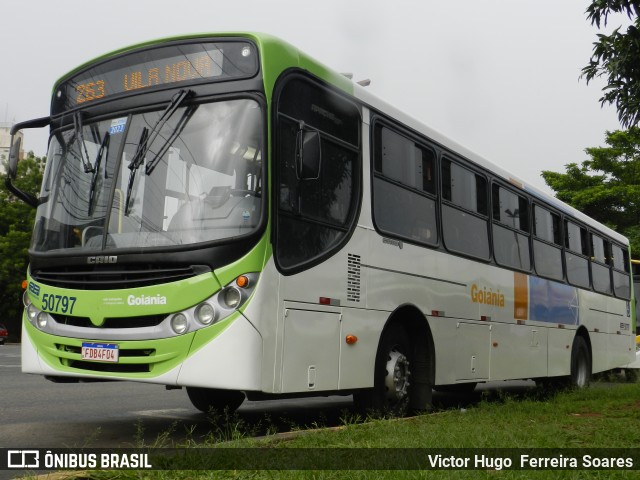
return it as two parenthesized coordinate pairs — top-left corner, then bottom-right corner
(32, 98), (263, 253)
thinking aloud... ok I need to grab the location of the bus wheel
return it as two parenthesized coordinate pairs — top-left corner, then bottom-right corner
(186, 387), (245, 413)
(570, 336), (591, 388)
(355, 324), (413, 416)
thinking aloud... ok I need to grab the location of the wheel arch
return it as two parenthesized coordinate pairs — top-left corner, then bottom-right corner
(575, 325), (592, 354)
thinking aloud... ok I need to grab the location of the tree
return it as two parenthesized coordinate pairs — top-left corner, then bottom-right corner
(582, 1), (640, 127)
(541, 127), (640, 256)
(0, 152), (44, 340)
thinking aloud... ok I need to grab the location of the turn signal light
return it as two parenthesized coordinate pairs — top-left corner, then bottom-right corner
(21, 280), (28, 290)
(346, 335), (358, 345)
(236, 275), (250, 288)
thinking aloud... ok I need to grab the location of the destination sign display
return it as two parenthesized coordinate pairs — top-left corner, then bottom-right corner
(53, 41), (258, 114)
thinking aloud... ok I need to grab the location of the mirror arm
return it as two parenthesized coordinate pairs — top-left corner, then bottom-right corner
(10, 116), (50, 135)
(5, 176), (38, 208)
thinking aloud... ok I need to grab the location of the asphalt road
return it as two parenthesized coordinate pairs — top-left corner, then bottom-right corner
(0, 344), (358, 449)
(0, 343), (537, 450)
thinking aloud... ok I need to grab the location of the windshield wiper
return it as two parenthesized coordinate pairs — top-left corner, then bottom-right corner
(125, 127), (149, 216)
(87, 131), (110, 216)
(124, 89), (192, 215)
(145, 105), (198, 175)
(73, 111), (95, 173)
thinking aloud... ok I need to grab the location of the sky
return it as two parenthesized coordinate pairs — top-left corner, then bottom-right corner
(0, 0), (629, 193)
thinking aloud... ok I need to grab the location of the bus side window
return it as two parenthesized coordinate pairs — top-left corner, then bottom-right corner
(275, 76), (361, 272)
(591, 234), (612, 294)
(441, 159), (490, 260)
(491, 184), (531, 271)
(611, 243), (631, 299)
(372, 123), (438, 246)
(564, 220), (590, 289)
(532, 205), (563, 281)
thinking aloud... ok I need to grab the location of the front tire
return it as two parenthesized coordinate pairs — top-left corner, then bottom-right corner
(186, 387), (245, 413)
(354, 324), (413, 416)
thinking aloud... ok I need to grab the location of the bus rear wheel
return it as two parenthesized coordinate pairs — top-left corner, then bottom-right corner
(570, 335), (591, 388)
(186, 387), (245, 413)
(354, 324), (413, 416)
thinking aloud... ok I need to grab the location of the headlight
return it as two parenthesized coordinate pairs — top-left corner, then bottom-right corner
(195, 303), (216, 325)
(37, 312), (48, 329)
(170, 313), (189, 334)
(222, 287), (242, 309)
(23, 291), (32, 307)
(27, 304), (40, 322)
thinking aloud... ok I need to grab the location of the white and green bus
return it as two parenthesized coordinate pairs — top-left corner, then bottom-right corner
(7, 33), (636, 414)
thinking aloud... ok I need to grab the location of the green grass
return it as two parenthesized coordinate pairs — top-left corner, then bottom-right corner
(31, 381), (640, 480)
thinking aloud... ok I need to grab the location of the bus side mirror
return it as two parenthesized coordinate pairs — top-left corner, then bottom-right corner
(296, 128), (321, 180)
(4, 116), (50, 208)
(7, 136), (22, 179)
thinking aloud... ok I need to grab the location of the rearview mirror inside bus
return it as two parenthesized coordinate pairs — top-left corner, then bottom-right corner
(296, 129), (321, 180)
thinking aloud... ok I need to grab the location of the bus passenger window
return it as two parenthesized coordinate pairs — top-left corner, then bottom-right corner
(372, 124), (438, 246)
(442, 160), (487, 215)
(564, 221), (590, 289)
(611, 243), (630, 298)
(533, 206), (563, 281)
(441, 159), (490, 260)
(491, 185), (530, 271)
(591, 234), (612, 294)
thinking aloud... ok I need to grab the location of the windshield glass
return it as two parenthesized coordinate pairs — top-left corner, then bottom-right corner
(32, 98), (263, 253)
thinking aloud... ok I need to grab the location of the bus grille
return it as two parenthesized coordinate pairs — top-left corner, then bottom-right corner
(51, 314), (167, 329)
(30, 264), (210, 290)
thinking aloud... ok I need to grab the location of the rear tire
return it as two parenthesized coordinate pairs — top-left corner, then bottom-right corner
(354, 324), (413, 416)
(570, 335), (591, 388)
(186, 387), (245, 413)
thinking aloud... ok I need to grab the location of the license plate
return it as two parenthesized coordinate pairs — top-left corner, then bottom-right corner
(81, 343), (119, 363)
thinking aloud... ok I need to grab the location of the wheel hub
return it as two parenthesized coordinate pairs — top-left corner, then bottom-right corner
(384, 348), (410, 405)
